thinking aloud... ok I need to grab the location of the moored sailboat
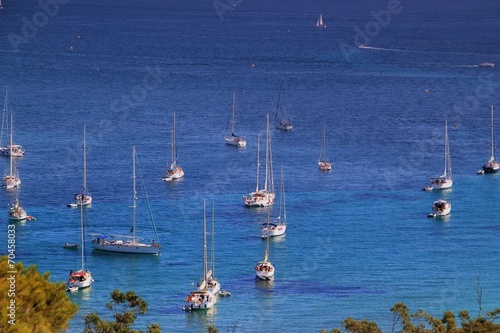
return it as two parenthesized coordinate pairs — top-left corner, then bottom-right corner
(2, 115), (21, 189)
(163, 111), (184, 181)
(68, 124), (92, 207)
(67, 202), (93, 291)
(262, 167), (287, 238)
(224, 91), (246, 148)
(243, 114), (275, 207)
(318, 122), (332, 171)
(205, 200), (220, 295)
(429, 120), (453, 190)
(90, 146), (161, 255)
(184, 200), (216, 311)
(255, 211), (275, 280)
(0, 89), (25, 157)
(482, 105), (499, 173)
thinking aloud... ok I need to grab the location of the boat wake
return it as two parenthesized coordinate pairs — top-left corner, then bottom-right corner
(358, 44), (403, 52)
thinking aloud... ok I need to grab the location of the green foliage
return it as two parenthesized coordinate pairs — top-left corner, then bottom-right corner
(0, 256), (78, 333)
(84, 289), (161, 333)
(323, 302), (500, 333)
(208, 324), (219, 333)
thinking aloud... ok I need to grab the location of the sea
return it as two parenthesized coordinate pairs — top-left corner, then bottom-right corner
(1, 0), (500, 332)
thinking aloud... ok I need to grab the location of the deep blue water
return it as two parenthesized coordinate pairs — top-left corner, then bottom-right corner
(1, 0), (500, 332)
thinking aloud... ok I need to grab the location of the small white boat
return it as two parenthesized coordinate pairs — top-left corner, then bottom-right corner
(274, 82), (293, 131)
(163, 112), (184, 181)
(482, 105), (499, 173)
(67, 204), (94, 291)
(91, 146), (161, 255)
(184, 201), (216, 311)
(63, 243), (79, 249)
(262, 167), (287, 238)
(316, 13), (327, 29)
(428, 199), (451, 217)
(244, 115), (275, 207)
(429, 120), (453, 190)
(218, 290), (231, 297)
(8, 198), (27, 221)
(224, 92), (246, 148)
(255, 211), (275, 280)
(68, 125), (92, 207)
(318, 123), (332, 171)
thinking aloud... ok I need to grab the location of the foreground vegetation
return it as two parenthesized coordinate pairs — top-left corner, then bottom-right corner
(0, 256), (78, 333)
(320, 302), (500, 333)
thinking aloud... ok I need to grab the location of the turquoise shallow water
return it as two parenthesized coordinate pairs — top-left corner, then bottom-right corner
(1, 0), (500, 332)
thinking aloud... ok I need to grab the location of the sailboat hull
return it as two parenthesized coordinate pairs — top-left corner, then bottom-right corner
(261, 223), (286, 238)
(483, 163), (500, 173)
(430, 178), (453, 190)
(224, 136), (246, 147)
(243, 192), (275, 207)
(68, 269), (93, 290)
(91, 241), (160, 254)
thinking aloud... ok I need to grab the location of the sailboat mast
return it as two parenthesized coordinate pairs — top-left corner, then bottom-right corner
(211, 200), (215, 278)
(203, 200), (208, 288)
(9, 115), (13, 176)
(172, 112), (176, 164)
(264, 210), (270, 262)
(264, 114), (270, 191)
(275, 82), (283, 122)
(491, 105), (496, 159)
(1, 87), (7, 147)
(80, 198), (85, 270)
(132, 146), (137, 242)
(231, 92), (236, 135)
(255, 136), (260, 192)
(443, 120), (448, 177)
(83, 124), (87, 190)
(268, 115), (274, 194)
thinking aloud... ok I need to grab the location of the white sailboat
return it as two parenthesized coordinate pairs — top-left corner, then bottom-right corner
(0, 89), (25, 157)
(482, 105), (499, 173)
(206, 200), (221, 295)
(67, 202), (94, 291)
(68, 124), (92, 207)
(2, 115), (21, 190)
(428, 199), (451, 218)
(90, 146), (161, 255)
(429, 120), (453, 190)
(318, 123), (332, 171)
(224, 91), (246, 148)
(255, 211), (275, 280)
(243, 114), (275, 207)
(163, 111), (184, 181)
(262, 167), (287, 238)
(8, 198), (27, 221)
(184, 200), (216, 311)
(316, 14), (327, 29)
(274, 82), (293, 131)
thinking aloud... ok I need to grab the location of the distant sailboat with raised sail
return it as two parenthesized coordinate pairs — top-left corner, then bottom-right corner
(482, 105), (499, 173)
(274, 82), (293, 131)
(224, 91), (246, 148)
(316, 14), (326, 29)
(163, 111), (184, 181)
(90, 146), (161, 254)
(68, 124), (92, 207)
(429, 120), (453, 190)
